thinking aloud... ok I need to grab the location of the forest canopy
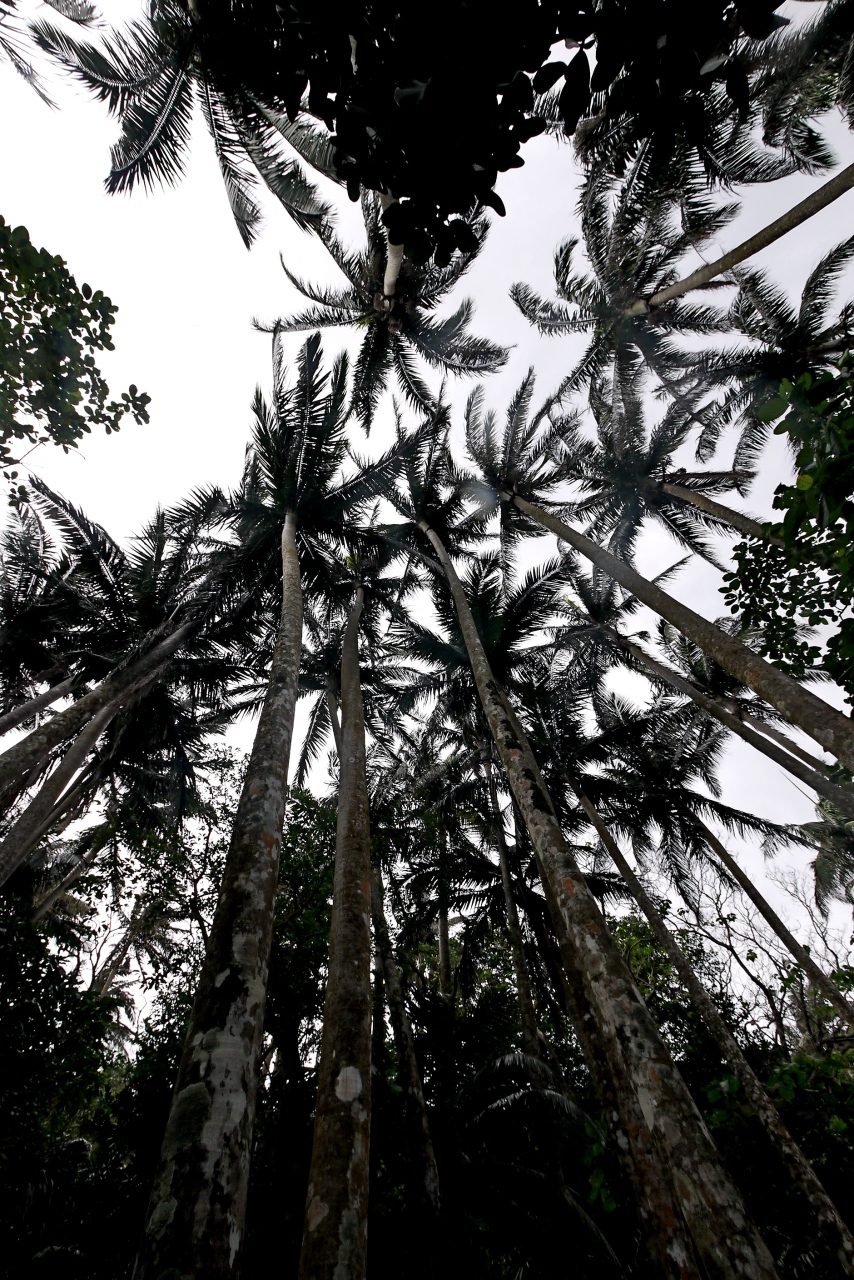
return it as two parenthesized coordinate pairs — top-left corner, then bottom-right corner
(1, 2), (854, 1279)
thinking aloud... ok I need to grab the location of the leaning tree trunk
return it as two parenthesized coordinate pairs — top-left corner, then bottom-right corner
(299, 587), (373, 1280)
(0, 698), (119, 889)
(0, 674), (78, 738)
(371, 866), (441, 1223)
(436, 827), (453, 996)
(640, 161), (854, 310)
(0, 621), (196, 798)
(658, 482), (784, 547)
(484, 759), (541, 1060)
(695, 818), (854, 1028)
(509, 493), (854, 770)
(578, 788), (854, 1277)
(420, 518), (779, 1280)
(132, 512), (303, 1280)
(607, 630), (854, 817)
(524, 843), (707, 1279)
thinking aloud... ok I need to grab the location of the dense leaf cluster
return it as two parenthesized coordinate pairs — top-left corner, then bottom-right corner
(0, 217), (149, 478)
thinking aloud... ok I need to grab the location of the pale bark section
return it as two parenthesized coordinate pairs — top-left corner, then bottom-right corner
(0, 676), (77, 738)
(579, 790), (854, 1277)
(421, 518), (779, 1280)
(299, 588), (373, 1280)
(511, 494), (854, 770)
(697, 820), (854, 1029)
(0, 622), (194, 797)
(608, 631), (854, 816)
(378, 192), (403, 300)
(132, 513), (303, 1280)
(371, 867), (441, 1221)
(660, 482), (785, 547)
(0, 699), (117, 889)
(645, 162), (854, 308)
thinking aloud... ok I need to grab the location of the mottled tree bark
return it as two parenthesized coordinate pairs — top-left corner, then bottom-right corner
(696, 820), (854, 1028)
(484, 760), (541, 1060)
(579, 789), (854, 1276)
(299, 587), (373, 1280)
(132, 513), (303, 1280)
(421, 519), (779, 1280)
(0, 675), (77, 738)
(371, 866), (441, 1222)
(0, 622), (195, 797)
(527, 869), (705, 1279)
(510, 494), (854, 771)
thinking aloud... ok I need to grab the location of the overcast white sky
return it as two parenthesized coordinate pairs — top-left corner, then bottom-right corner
(2, 0), (853, 931)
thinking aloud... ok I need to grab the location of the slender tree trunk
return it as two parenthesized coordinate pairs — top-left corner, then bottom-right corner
(526, 853), (707, 1279)
(0, 699), (118, 889)
(659, 482), (785, 547)
(485, 761), (541, 1060)
(371, 866), (441, 1222)
(579, 789), (854, 1277)
(132, 513), (303, 1280)
(299, 587), (373, 1280)
(696, 819), (854, 1028)
(436, 826), (452, 996)
(326, 681), (343, 755)
(608, 631), (854, 815)
(642, 161), (854, 309)
(0, 622), (195, 797)
(733, 706), (831, 774)
(510, 494), (854, 769)
(0, 675), (77, 737)
(420, 518), (779, 1280)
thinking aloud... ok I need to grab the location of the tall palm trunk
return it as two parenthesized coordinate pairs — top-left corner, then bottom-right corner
(642, 161), (854, 310)
(419, 518), (779, 1280)
(0, 674), (77, 737)
(371, 866), (441, 1222)
(436, 828), (452, 995)
(0, 621), (196, 798)
(132, 513), (303, 1280)
(0, 698), (118, 889)
(509, 494), (854, 770)
(607, 631), (854, 816)
(579, 789), (854, 1276)
(525, 840), (707, 1279)
(658, 482), (784, 546)
(484, 760), (540, 1060)
(695, 819), (854, 1027)
(299, 586), (373, 1280)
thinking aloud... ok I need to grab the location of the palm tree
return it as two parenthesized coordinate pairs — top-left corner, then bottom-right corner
(462, 372), (854, 769)
(385, 426), (780, 1280)
(299, 538), (411, 1280)
(802, 798), (854, 915)
(36, 0), (335, 244)
(0, 0), (95, 102)
(133, 334), (402, 1280)
(551, 562), (854, 817)
(267, 192), (508, 430)
(573, 787), (854, 1272)
(694, 235), (854, 466)
(509, 171), (734, 401)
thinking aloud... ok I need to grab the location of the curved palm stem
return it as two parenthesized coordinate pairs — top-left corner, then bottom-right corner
(645, 162), (854, 310)
(0, 675), (78, 737)
(419, 516), (779, 1280)
(509, 494), (854, 770)
(659, 481), (784, 546)
(577, 789), (854, 1277)
(696, 818), (854, 1029)
(608, 630), (854, 816)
